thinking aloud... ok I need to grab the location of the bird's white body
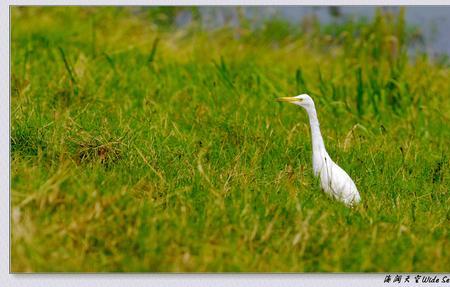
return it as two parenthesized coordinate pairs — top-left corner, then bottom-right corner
(312, 149), (361, 206)
(277, 94), (361, 206)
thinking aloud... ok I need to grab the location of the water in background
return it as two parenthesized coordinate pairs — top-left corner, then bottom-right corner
(193, 6), (450, 56)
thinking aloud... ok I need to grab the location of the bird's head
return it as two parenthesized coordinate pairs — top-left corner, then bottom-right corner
(276, 94), (315, 110)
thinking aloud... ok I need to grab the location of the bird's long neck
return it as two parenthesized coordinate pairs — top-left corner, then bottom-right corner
(306, 106), (328, 164)
(307, 106), (325, 150)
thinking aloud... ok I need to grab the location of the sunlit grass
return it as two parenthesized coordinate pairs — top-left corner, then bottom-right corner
(11, 7), (449, 272)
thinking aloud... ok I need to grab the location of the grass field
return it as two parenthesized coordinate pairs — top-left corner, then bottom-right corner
(11, 7), (449, 272)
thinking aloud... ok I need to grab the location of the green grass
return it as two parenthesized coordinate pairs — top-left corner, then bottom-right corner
(11, 7), (449, 272)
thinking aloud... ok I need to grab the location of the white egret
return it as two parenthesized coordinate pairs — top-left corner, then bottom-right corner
(277, 94), (361, 206)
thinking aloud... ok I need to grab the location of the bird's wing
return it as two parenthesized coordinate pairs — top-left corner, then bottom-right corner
(330, 162), (360, 204)
(320, 157), (359, 204)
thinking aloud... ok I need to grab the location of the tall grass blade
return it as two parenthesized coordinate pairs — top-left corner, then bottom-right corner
(356, 67), (364, 116)
(58, 46), (77, 85)
(147, 37), (160, 64)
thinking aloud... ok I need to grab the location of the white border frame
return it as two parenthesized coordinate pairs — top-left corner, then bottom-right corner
(2, 1), (449, 286)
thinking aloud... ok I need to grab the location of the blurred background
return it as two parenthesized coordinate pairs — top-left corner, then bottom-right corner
(139, 6), (449, 57)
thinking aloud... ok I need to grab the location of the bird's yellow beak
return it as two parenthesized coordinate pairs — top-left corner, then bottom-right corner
(276, 97), (302, 103)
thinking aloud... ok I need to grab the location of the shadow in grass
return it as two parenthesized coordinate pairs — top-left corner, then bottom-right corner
(11, 125), (47, 157)
(69, 133), (124, 167)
